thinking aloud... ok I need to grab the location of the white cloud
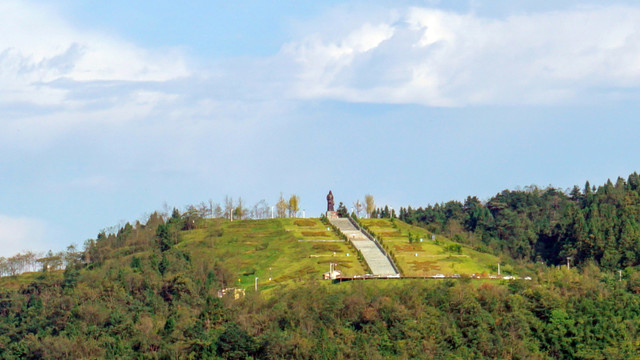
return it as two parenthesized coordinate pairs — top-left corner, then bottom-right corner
(283, 5), (640, 106)
(0, 0), (195, 150)
(0, 215), (48, 257)
(0, 0), (189, 108)
(4, 1), (640, 151)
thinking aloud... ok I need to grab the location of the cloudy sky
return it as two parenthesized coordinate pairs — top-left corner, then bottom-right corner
(2, 0), (640, 257)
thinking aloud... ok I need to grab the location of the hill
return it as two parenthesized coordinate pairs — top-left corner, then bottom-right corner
(2, 206), (640, 358)
(0, 216), (508, 293)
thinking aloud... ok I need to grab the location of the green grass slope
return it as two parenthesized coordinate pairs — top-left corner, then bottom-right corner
(0, 217), (504, 293)
(176, 218), (366, 289)
(0, 271), (63, 289)
(360, 218), (501, 276)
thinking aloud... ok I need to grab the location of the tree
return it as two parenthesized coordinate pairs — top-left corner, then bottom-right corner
(64, 245), (82, 267)
(337, 202), (348, 218)
(233, 197), (246, 220)
(365, 194), (375, 218)
(0, 256), (6, 276)
(37, 251), (63, 272)
(276, 193), (288, 218)
(6, 254), (21, 276)
(156, 224), (172, 252)
(171, 208), (181, 221)
(208, 199), (215, 218)
(353, 200), (364, 218)
(224, 196), (234, 220)
(182, 205), (201, 230)
(251, 199), (270, 219)
(216, 323), (256, 359)
(195, 201), (211, 218)
(288, 195), (300, 218)
(213, 204), (223, 218)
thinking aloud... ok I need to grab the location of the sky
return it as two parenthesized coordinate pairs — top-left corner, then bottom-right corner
(2, 0), (640, 257)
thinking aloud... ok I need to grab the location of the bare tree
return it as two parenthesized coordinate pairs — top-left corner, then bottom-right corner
(251, 199), (270, 219)
(288, 194), (300, 218)
(365, 194), (375, 218)
(213, 203), (223, 218)
(0, 257), (6, 276)
(224, 196), (234, 220)
(23, 251), (38, 272)
(6, 255), (20, 276)
(160, 202), (170, 220)
(208, 199), (215, 218)
(197, 201), (211, 218)
(353, 200), (364, 218)
(2, 251), (40, 276)
(250, 203), (259, 219)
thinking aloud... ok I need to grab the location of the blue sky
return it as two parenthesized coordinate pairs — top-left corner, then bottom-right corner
(2, 0), (640, 257)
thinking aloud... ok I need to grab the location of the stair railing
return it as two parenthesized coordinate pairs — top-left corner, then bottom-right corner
(347, 216), (401, 275)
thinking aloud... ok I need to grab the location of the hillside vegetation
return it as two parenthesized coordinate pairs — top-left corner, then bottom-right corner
(4, 173), (640, 358)
(359, 218), (501, 276)
(2, 257), (640, 358)
(173, 216), (499, 283)
(176, 218), (367, 288)
(398, 172), (640, 271)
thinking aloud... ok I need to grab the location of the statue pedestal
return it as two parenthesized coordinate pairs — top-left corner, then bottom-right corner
(326, 211), (338, 219)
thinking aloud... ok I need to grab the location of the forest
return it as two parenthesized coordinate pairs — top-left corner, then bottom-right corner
(396, 172), (640, 270)
(1, 174), (640, 358)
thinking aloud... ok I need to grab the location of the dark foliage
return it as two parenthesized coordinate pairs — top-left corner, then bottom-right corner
(397, 172), (640, 269)
(336, 202), (349, 218)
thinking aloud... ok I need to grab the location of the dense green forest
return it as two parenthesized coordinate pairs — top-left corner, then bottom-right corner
(2, 251), (640, 359)
(396, 172), (640, 270)
(2, 174), (640, 358)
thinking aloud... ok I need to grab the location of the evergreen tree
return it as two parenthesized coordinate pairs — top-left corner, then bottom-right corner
(336, 202), (348, 217)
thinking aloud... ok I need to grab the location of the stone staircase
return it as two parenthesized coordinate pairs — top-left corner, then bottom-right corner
(329, 218), (399, 276)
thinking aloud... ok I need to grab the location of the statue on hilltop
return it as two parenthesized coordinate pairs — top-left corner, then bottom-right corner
(327, 191), (335, 212)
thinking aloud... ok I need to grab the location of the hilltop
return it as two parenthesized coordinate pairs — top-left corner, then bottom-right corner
(177, 218), (368, 289)
(173, 217), (501, 288)
(111, 216), (501, 290)
(0, 215), (503, 292)
(0, 216), (513, 296)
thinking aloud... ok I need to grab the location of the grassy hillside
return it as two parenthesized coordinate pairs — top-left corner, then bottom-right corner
(175, 217), (502, 284)
(177, 218), (367, 289)
(0, 217), (503, 293)
(2, 214), (640, 358)
(174, 217), (503, 285)
(0, 271), (63, 289)
(359, 218), (501, 276)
